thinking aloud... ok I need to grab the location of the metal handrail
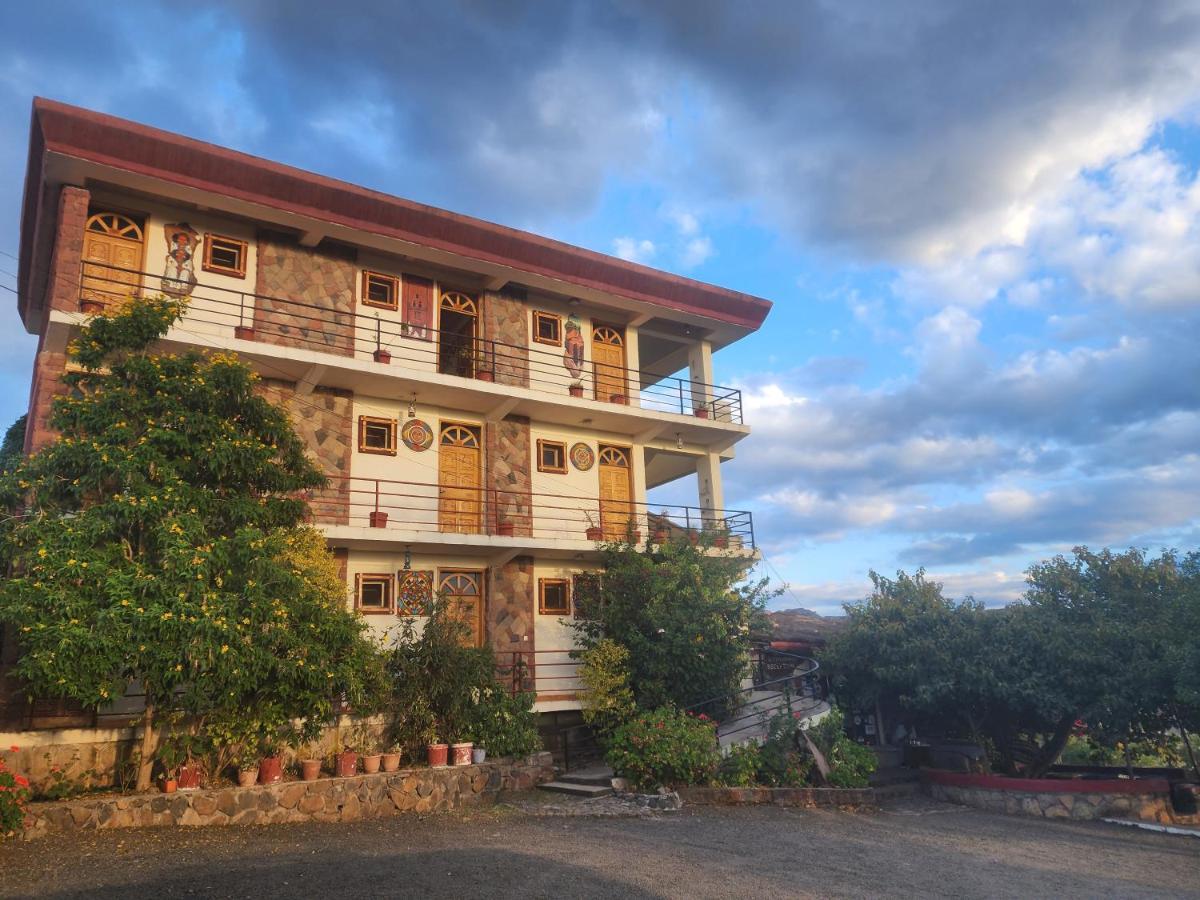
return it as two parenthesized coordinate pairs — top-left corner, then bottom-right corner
(683, 649), (825, 740)
(75, 264), (744, 423)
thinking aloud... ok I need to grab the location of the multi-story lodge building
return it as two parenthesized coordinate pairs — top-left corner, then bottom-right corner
(5, 98), (771, 727)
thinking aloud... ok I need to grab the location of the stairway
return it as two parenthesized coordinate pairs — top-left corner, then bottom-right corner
(537, 764), (615, 798)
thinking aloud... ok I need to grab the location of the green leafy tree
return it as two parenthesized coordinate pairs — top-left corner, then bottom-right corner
(570, 539), (773, 711)
(0, 295), (385, 789)
(0, 415), (25, 473)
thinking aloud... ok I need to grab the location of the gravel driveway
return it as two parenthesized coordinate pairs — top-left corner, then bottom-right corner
(1, 796), (1195, 899)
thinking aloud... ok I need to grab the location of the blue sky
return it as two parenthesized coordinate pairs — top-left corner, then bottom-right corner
(3, 1), (1200, 613)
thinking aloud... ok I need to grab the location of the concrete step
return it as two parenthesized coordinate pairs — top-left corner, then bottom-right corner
(538, 781), (614, 798)
(559, 765), (614, 787)
(870, 766), (921, 787)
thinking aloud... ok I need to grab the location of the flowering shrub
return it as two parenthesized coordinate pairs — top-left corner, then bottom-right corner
(715, 743), (761, 786)
(467, 685), (542, 758)
(606, 707), (720, 791)
(0, 748), (31, 837)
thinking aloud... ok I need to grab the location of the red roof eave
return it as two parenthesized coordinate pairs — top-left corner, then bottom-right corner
(23, 98), (772, 331)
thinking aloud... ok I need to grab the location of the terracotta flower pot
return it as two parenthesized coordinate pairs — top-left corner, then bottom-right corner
(237, 768), (258, 788)
(258, 755), (283, 785)
(337, 751), (358, 777)
(79, 297), (105, 314)
(362, 754), (382, 775)
(713, 535), (729, 549)
(475, 370), (494, 382)
(369, 510), (388, 528)
(496, 521), (515, 537)
(472, 748), (487, 764)
(694, 407), (710, 419)
(178, 764), (203, 790)
(381, 753), (401, 773)
(301, 759), (322, 781)
(160, 778), (178, 794)
(652, 529), (669, 544)
(427, 743), (449, 767)
(450, 742), (474, 766)
(373, 348), (391, 364)
(234, 325), (256, 341)
(586, 526), (604, 541)
(568, 384), (584, 398)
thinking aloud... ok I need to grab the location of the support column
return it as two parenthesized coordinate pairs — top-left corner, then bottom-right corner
(696, 451), (724, 526)
(624, 323), (642, 408)
(687, 339), (714, 416)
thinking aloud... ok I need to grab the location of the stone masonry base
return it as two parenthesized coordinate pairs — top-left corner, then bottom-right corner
(22, 752), (554, 839)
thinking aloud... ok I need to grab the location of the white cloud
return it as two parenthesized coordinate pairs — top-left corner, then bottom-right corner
(612, 237), (656, 263)
(679, 236), (713, 268)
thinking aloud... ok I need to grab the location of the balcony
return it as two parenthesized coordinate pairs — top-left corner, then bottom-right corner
(72, 264), (746, 425)
(497, 650), (581, 706)
(307, 475), (756, 554)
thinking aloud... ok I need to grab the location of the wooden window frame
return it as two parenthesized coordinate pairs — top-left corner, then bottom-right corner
(355, 573), (394, 615)
(539, 578), (571, 616)
(358, 416), (398, 455)
(361, 270), (400, 311)
(537, 439), (567, 474)
(202, 233), (248, 278)
(532, 310), (561, 346)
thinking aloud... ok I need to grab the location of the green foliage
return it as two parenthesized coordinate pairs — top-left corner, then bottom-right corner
(0, 414), (25, 474)
(576, 638), (636, 740)
(825, 738), (877, 788)
(0, 752), (30, 836)
(715, 743), (762, 787)
(0, 295), (386, 788)
(383, 597), (498, 756)
(466, 685), (542, 758)
(605, 706), (720, 791)
(570, 539), (773, 712)
(822, 552), (1200, 778)
(756, 709), (813, 787)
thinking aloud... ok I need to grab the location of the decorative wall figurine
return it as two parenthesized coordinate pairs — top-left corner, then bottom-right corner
(398, 570), (434, 615)
(563, 314), (585, 378)
(161, 223), (199, 298)
(570, 441), (595, 471)
(401, 418), (434, 452)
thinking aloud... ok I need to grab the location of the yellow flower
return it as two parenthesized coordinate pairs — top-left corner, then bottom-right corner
(220, 645), (229, 653)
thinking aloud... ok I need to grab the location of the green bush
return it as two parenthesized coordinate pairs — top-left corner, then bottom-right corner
(577, 639), (636, 741)
(715, 743), (761, 787)
(826, 738), (877, 788)
(467, 685), (542, 759)
(606, 707), (720, 791)
(756, 710), (813, 787)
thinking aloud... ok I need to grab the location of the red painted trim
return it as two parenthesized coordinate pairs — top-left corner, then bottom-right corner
(922, 768), (1170, 795)
(21, 98), (772, 330)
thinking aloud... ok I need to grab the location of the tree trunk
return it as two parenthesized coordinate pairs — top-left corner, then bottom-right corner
(1026, 714), (1074, 779)
(135, 699), (159, 792)
(1175, 711), (1199, 780)
(801, 728), (832, 784)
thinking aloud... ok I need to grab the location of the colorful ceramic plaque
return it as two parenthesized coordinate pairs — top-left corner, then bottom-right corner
(570, 441), (595, 471)
(401, 418), (434, 452)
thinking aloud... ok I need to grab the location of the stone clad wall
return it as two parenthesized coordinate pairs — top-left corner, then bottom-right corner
(253, 233), (357, 357)
(487, 414), (532, 536)
(483, 288), (529, 387)
(489, 556), (535, 666)
(23, 753), (554, 838)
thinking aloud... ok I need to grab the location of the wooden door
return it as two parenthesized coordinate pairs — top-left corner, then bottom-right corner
(439, 570), (484, 647)
(438, 290), (478, 377)
(597, 445), (633, 540)
(438, 423), (482, 533)
(81, 212), (144, 308)
(592, 326), (627, 402)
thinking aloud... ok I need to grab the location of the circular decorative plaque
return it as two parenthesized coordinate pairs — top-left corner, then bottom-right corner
(570, 442), (595, 471)
(401, 418), (434, 452)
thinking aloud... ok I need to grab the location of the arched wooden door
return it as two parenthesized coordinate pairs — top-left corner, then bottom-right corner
(438, 291), (478, 377)
(597, 444), (633, 540)
(592, 325), (627, 402)
(438, 423), (482, 533)
(439, 570), (484, 647)
(81, 212), (144, 308)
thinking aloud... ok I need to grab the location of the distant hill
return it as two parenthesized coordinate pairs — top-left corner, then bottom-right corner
(764, 607), (847, 647)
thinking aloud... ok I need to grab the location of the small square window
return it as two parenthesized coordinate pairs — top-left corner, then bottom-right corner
(202, 234), (248, 278)
(358, 416), (397, 455)
(539, 578), (570, 615)
(355, 574), (393, 614)
(537, 439), (567, 474)
(362, 271), (399, 310)
(533, 311), (561, 345)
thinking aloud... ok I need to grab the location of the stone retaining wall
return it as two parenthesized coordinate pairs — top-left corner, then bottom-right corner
(22, 752), (554, 839)
(922, 769), (1198, 825)
(677, 785), (875, 809)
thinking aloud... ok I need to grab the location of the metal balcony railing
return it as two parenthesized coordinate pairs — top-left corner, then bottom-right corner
(75, 264), (745, 423)
(305, 475), (755, 550)
(495, 650), (582, 701)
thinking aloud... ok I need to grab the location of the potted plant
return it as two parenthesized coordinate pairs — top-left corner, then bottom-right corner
(299, 746), (322, 782)
(234, 324), (256, 341)
(79, 296), (105, 315)
(651, 527), (669, 544)
(426, 736), (449, 768)
(472, 746), (487, 764)
(369, 509), (388, 528)
(373, 348), (392, 364)
(335, 733), (358, 778)
(381, 743), (402, 773)
(236, 747), (259, 788)
(584, 511), (603, 541)
(694, 403), (711, 418)
(496, 519), (515, 537)
(450, 740), (474, 766)
(568, 381), (584, 398)
(258, 739), (283, 785)
(361, 735), (382, 775)
(609, 392), (627, 405)
(176, 732), (207, 790)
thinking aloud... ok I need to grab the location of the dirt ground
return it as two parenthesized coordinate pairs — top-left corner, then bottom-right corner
(0, 795), (1196, 899)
